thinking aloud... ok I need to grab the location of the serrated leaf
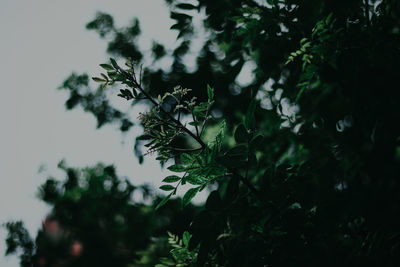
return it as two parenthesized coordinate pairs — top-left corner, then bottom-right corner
(159, 185), (175, 191)
(234, 123), (249, 143)
(162, 175), (181, 183)
(210, 119), (226, 149)
(182, 187), (200, 207)
(155, 193), (172, 210)
(244, 100), (257, 130)
(207, 84), (214, 101)
(167, 164), (186, 172)
(100, 64), (114, 71)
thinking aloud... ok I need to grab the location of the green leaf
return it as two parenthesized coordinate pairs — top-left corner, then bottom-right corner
(244, 99), (257, 130)
(300, 37), (308, 45)
(182, 231), (191, 247)
(189, 121), (202, 127)
(177, 3), (197, 10)
(218, 145), (248, 168)
(185, 174), (203, 185)
(193, 105), (208, 119)
(167, 164), (186, 172)
(92, 77), (106, 82)
(159, 185), (175, 191)
(180, 153), (193, 164)
(224, 176), (239, 202)
(162, 175), (181, 183)
(110, 58), (119, 70)
(159, 257), (175, 265)
(107, 71), (118, 79)
(100, 64), (114, 71)
(182, 187), (200, 207)
(207, 84), (214, 101)
(249, 134), (264, 150)
(234, 123), (249, 143)
(227, 145), (247, 156)
(155, 193), (172, 210)
(210, 119), (226, 149)
(325, 13), (333, 25)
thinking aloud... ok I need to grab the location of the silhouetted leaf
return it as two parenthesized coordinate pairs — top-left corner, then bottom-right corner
(234, 123), (249, 143)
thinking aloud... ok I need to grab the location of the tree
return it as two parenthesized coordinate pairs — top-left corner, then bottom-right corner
(6, 0), (400, 266)
(4, 162), (197, 267)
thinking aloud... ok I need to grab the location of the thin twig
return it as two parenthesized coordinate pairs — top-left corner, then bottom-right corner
(365, 0), (370, 27)
(126, 74), (206, 148)
(199, 104), (211, 137)
(191, 111), (200, 137)
(165, 147), (203, 152)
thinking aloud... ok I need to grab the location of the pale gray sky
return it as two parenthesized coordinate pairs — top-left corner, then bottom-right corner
(0, 1), (178, 265)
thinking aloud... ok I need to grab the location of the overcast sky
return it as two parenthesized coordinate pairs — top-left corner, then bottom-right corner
(0, 1), (180, 265)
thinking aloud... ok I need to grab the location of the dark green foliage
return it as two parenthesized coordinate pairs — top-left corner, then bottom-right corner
(59, 73), (133, 132)
(5, 163), (197, 267)
(4, 222), (34, 267)
(6, 0), (400, 266)
(151, 42), (166, 61)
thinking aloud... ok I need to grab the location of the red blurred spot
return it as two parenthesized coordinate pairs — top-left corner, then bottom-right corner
(71, 241), (83, 257)
(42, 218), (62, 239)
(38, 257), (46, 266)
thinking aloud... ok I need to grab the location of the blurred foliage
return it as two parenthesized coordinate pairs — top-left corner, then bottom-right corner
(6, 0), (400, 266)
(4, 163), (197, 267)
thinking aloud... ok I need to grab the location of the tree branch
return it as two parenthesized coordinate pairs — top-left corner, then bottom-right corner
(129, 76), (206, 149)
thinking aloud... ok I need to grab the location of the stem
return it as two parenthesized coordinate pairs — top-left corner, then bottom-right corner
(191, 111), (200, 137)
(365, 0), (370, 27)
(199, 104), (211, 137)
(233, 171), (264, 204)
(166, 147), (203, 152)
(139, 64), (143, 86)
(130, 77), (206, 148)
